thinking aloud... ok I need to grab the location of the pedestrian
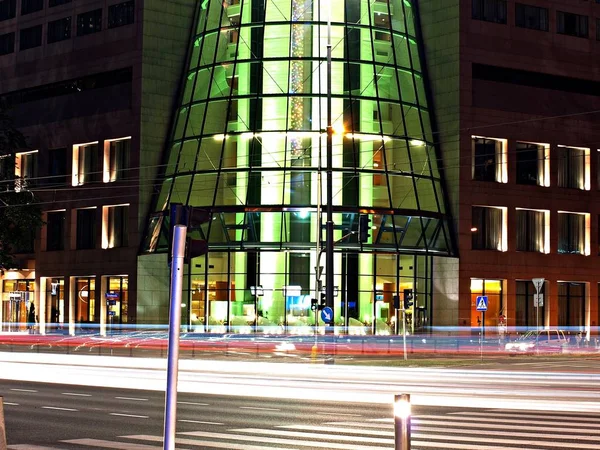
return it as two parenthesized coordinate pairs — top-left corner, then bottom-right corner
(27, 302), (36, 333)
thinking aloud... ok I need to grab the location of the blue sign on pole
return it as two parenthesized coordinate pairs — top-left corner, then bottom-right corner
(476, 296), (488, 311)
(320, 306), (333, 323)
(108, 311), (116, 316)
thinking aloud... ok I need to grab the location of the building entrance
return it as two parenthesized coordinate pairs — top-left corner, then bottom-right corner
(2, 292), (31, 332)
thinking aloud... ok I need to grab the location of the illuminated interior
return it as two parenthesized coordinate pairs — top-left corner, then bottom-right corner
(142, 0), (454, 334)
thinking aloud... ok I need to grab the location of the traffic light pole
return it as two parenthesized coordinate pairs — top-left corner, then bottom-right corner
(325, 0), (335, 324)
(163, 225), (186, 450)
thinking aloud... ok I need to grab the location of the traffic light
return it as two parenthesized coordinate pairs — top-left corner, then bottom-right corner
(359, 214), (371, 242)
(393, 294), (400, 309)
(311, 298), (318, 311)
(320, 292), (327, 307)
(403, 289), (413, 310)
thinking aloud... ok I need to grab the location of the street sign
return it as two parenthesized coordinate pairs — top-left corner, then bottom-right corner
(532, 278), (545, 293)
(320, 306), (333, 323)
(476, 296), (488, 311)
(108, 311), (116, 316)
(534, 293), (544, 308)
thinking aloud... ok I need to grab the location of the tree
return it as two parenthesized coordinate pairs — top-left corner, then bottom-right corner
(0, 105), (43, 270)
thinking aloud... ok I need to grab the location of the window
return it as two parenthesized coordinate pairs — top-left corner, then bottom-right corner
(46, 210), (65, 251)
(0, 0), (16, 21)
(77, 9), (102, 36)
(515, 280), (545, 329)
(472, 206), (505, 251)
(0, 31), (15, 55)
(558, 282), (585, 329)
(21, 0), (42, 15)
(76, 208), (96, 250)
(557, 11), (588, 38)
(15, 150), (37, 190)
(74, 143), (100, 185)
(557, 146), (588, 190)
(472, 0), (507, 24)
(107, 138), (130, 182)
(103, 205), (128, 248)
(516, 209), (545, 252)
(20, 24), (42, 50)
(49, 0), (70, 6)
(47, 16), (71, 44)
(516, 142), (548, 186)
(48, 147), (69, 186)
(515, 3), (548, 31)
(108, 1), (134, 29)
(558, 212), (586, 255)
(472, 137), (506, 182)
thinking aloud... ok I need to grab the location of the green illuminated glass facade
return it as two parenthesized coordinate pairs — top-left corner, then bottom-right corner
(143, 0), (454, 334)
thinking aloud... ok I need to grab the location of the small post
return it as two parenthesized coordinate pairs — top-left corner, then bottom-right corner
(163, 225), (187, 450)
(394, 394), (411, 450)
(0, 396), (7, 450)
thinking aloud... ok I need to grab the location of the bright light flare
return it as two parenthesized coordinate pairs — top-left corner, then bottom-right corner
(394, 394), (411, 419)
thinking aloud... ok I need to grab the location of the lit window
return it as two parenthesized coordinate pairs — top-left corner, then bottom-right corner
(102, 204), (128, 249)
(104, 137), (131, 182)
(72, 142), (100, 186)
(471, 205), (507, 251)
(558, 211), (589, 255)
(472, 136), (507, 183)
(516, 208), (548, 253)
(557, 145), (589, 190)
(516, 142), (549, 186)
(15, 150), (37, 190)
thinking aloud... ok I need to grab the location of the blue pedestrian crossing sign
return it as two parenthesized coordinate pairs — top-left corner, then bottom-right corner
(476, 296), (488, 311)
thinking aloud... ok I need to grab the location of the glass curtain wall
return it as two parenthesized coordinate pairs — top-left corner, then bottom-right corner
(143, 0), (454, 334)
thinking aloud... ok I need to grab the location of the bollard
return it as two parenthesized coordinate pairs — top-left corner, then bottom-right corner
(0, 396), (7, 450)
(393, 394), (411, 450)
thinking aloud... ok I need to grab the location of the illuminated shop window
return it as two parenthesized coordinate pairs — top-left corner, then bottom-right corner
(471, 206), (507, 251)
(472, 136), (507, 183)
(470, 279), (503, 329)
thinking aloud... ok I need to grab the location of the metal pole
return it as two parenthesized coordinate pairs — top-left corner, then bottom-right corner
(163, 225), (187, 450)
(402, 310), (407, 361)
(325, 0), (335, 330)
(536, 295), (539, 354)
(394, 394), (411, 450)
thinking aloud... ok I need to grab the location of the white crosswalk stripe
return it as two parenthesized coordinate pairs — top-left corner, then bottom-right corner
(12, 410), (600, 449)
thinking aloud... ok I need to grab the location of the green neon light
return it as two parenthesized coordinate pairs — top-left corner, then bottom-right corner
(201, 0), (209, 10)
(194, 37), (201, 47)
(403, 0), (411, 7)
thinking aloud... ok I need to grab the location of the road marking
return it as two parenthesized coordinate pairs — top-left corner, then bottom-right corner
(411, 440), (534, 450)
(411, 431), (600, 449)
(317, 412), (362, 417)
(115, 396), (148, 401)
(415, 416), (600, 434)
(177, 401), (210, 406)
(178, 419), (224, 425)
(109, 413), (149, 419)
(62, 438), (167, 449)
(415, 425), (600, 442)
(450, 410), (600, 423)
(9, 445), (64, 450)
(62, 392), (92, 397)
(10, 388), (37, 393)
(232, 427), (391, 444)
(239, 406), (280, 411)
(3, 402), (19, 406)
(41, 406), (78, 411)
(124, 434), (300, 450)
(324, 421), (390, 429)
(281, 424), (389, 436)
(183, 430), (388, 450)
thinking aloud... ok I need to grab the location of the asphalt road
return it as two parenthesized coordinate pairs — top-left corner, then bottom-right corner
(4, 380), (600, 450)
